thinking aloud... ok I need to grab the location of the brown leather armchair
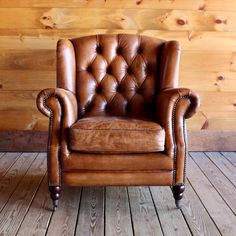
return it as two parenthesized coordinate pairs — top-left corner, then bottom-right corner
(37, 34), (199, 210)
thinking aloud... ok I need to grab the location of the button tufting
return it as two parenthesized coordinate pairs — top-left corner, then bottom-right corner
(87, 65), (92, 73)
(96, 85), (102, 94)
(126, 103), (130, 112)
(106, 65), (112, 74)
(96, 45), (102, 54)
(137, 47), (143, 54)
(116, 47), (122, 55)
(127, 67), (132, 75)
(146, 64), (153, 75)
(116, 85), (122, 93)
(136, 87), (142, 93)
(105, 103), (111, 112)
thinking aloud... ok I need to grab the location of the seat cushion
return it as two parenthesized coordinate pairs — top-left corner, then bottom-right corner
(69, 117), (165, 153)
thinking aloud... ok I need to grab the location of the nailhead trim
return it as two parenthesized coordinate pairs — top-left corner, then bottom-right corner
(43, 93), (62, 186)
(172, 95), (189, 185)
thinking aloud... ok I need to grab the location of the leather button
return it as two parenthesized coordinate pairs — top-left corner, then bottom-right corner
(106, 66), (112, 74)
(105, 104), (111, 112)
(136, 87), (141, 93)
(116, 85), (122, 93)
(116, 47), (122, 55)
(87, 65), (92, 73)
(96, 85), (102, 94)
(96, 45), (102, 54)
(127, 67), (132, 75)
(137, 47), (143, 54)
(126, 103), (130, 112)
(146, 65), (153, 75)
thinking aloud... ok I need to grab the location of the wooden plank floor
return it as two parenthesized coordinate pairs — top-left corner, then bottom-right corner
(0, 152), (236, 236)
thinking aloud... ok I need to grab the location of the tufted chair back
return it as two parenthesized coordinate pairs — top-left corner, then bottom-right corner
(57, 34), (180, 119)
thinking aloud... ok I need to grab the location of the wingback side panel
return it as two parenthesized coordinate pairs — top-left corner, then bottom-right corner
(71, 34), (165, 119)
(57, 39), (76, 93)
(159, 41), (181, 90)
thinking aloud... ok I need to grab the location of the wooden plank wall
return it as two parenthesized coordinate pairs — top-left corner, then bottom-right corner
(0, 0), (236, 151)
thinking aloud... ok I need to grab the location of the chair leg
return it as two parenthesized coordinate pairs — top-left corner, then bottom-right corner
(49, 186), (61, 211)
(172, 184), (185, 209)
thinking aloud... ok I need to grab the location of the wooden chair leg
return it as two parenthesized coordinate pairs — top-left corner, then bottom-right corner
(172, 184), (185, 209)
(49, 186), (61, 211)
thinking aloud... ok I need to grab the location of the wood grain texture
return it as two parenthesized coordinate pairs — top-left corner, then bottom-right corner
(105, 187), (133, 236)
(16, 174), (52, 236)
(150, 186), (191, 236)
(190, 152), (236, 214)
(128, 186), (163, 236)
(76, 187), (104, 236)
(188, 131), (236, 151)
(205, 152), (236, 187)
(0, 111), (48, 131)
(1, 30), (236, 51)
(0, 131), (47, 151)
(0, 50), (55, 71)
(0, 8), (236, 32)
(0, 70), (55, 90)
(0, 151), (235, 235)
(47, 186), (81, 236)
(0, 152), (37, 211)
(181, 180), (221, 236)
(221, 152), (236, 167)
(0, 0), (236, 11)
(180, 71), (236, 91)
(187, 155), (236, 236)
(0, 153), (46, 236)
(1, 49), (235, 72)
(0, 152), (21, 179)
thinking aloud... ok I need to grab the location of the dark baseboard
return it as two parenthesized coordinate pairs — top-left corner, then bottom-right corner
(188, 130), (236, 151)
(0, 131), (47, 152)
(0, 130), (235, 152)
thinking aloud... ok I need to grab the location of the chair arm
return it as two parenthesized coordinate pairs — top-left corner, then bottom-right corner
(156, 88), (199, 122)
(37, 88), (77, 122)
(156, 88), (200, 184)
(36, 88), (78, 186)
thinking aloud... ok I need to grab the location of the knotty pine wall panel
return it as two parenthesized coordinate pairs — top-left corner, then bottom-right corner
(0, 0), (236, 150)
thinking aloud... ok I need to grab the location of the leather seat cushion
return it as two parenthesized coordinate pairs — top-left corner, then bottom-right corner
(69, 117), (165, 153)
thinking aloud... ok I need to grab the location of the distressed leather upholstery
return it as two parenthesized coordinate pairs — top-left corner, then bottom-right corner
(36, 34), (200, 208)
(69, 117), (165, 153)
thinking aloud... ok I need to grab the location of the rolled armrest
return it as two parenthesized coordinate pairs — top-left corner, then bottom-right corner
(156, 88), (200, 184)
(37, 88), (78, 122)
(156, 88), (199, 121)
(36, 88), (78, 186)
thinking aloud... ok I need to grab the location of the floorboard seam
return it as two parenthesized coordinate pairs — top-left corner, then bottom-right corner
(190, 153), (236, 216)
(126, 187), (135, 236)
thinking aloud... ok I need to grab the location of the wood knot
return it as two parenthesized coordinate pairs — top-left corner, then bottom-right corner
(198, 4), (206, 10)
(45, 25), (53, 29)
(215, 19), (222, 24)
(217, 75), (224, 81)
(136, 0), (143, 5)
(176, 19), (186, 25)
